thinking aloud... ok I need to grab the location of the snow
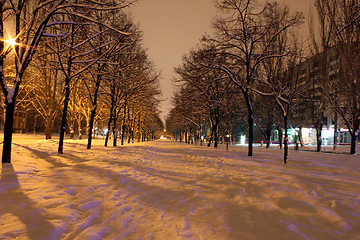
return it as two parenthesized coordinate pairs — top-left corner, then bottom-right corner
(0, 135), (359, 239)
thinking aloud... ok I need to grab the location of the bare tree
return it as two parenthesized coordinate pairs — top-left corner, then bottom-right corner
(209, 0), (303, 156)
(253, 2), (305, 163)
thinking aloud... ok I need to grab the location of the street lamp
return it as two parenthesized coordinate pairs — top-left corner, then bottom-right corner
(6, 37), (17, 49)
(226, 134), (230, 151)
(1, 34), (28, 57)
(1, 36), (18, 56)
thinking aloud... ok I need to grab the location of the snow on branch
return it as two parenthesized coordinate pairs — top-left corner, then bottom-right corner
(72, 30), (107, 50)
(71, 41), (115, 59)
(337, 13), (360, 36)
(72, 59), (100, 64)
(70, 41), (118, 79)
(46, 21), (78, 27)
(42, 33), (67, 37)
(66, 11), (131, 36)
(87, 0), (138, 8)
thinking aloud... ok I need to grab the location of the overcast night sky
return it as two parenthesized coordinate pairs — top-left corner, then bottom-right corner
(129, 0), (313, 122)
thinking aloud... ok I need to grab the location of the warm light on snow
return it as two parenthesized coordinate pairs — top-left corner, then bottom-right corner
(0, 135), (359, 239)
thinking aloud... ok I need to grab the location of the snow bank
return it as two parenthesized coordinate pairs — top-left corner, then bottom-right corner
(0, 135), (359, 239)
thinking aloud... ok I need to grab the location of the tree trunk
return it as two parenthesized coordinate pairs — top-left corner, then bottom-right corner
(58, 80), (70, 154)
(77, 118), (82, 140)
(214, 130), (218, 148)
(58, 21), (74, 154)
(131, 126), (135, 143)
(266, 125), (271, 149)
(87, 107), (96, 148)
(207, 129), (213, 147)
(278, 126), (283, 149)
(2, 102), (15, 163)
(213, 123), (219, 148)
(33, 115), (38, 135)
(188, 128), (190, 144)
(88, 24), (104, 148)
(1, 0), (23, 163)
(283, 115), (288, 164)
(242, 92), (254, 156)
(112, 116), (117, 147)
(45, 118), (55, 140)
(188, 128), (192, 144)
(105, 81), (116, 147)
(350, 129), (359, 155)
(104, 115), (112, 147)
(121, 101), (127, 146)
(316, 123), (323, 152)
(142, 130), (145, 141)
(298, 127), (304, 147)
(137, 117), (141, 142)
(128, 119), (133, 144)
(248, 112), (253, 156)
(20, 112), (27, 134)
(45, 128), (52, 140)
(127, 108), (132, 144)
(243, 85), (254, 156)
(127, 128), (131, 144)
(69, 128), (74, 140)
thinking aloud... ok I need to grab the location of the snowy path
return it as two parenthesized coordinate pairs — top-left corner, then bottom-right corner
(0, 137), (359, 239)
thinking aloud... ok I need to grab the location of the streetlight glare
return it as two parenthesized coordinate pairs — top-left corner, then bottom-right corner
(7, 37), (17, 49)
(1, 36), (19, 55)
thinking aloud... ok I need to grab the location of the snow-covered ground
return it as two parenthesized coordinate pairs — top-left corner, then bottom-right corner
(0, 135), (359, 240)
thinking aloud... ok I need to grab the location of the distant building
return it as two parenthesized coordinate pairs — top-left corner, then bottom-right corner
(290, 47), (351, 145)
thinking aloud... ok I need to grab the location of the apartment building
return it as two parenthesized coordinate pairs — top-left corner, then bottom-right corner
(290, 47), (352, 145)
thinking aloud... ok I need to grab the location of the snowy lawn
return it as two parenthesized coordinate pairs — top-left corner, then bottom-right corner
(0, 135), (359, 240)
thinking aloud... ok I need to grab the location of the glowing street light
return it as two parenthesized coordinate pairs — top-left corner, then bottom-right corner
(1, 34), (27, 57)
(226, 134), (230, 151)
(6, 37), (17, 49)
(1, 36), (18, 56)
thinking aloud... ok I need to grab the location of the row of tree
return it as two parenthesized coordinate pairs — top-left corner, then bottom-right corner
(166, 0), (360, 162)
(1, 0), (163, 164)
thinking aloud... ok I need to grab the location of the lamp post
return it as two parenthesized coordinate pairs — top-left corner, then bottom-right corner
(226, 134), (230, 151)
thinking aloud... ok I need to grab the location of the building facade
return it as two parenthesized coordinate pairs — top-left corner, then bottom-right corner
(290, 47), (352, 145)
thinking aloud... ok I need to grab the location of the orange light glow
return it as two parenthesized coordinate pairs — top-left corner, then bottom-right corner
(6, 37), (17, 49)
(1, 36), (19, 55)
